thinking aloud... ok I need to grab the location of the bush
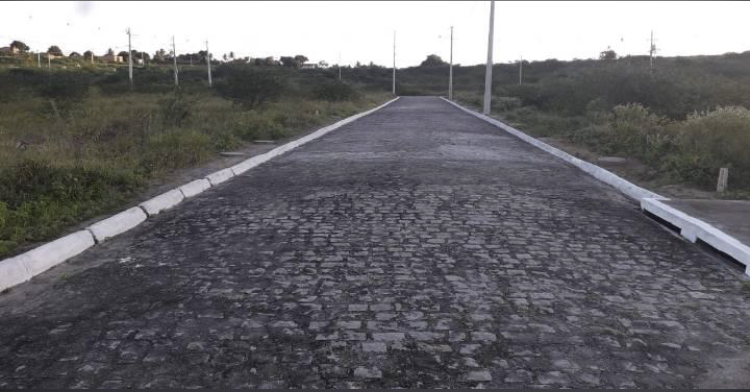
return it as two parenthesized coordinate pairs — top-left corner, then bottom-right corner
(666, 107), (750, 188)
(214, 67), (285, 109)
(37, 74), (90, 103)
(311, 80), (357, 101)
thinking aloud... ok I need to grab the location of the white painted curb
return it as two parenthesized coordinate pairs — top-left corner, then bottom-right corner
(139, 189), (185, 216)
(0, 257), (31, 292)
(0, 230), (95, 291)
(179, 178), (211, 198)
(641, 198), (750, 275)
(0, 96), (399, 292)
(87, 207), (148, 243)
(441, 98), (665, 202)
(205, 168), (235, 186)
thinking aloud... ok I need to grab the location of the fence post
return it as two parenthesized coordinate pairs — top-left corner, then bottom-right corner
(717, 167), (729, 193)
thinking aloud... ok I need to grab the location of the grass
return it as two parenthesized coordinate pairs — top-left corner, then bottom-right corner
(0, 66), (391, 258)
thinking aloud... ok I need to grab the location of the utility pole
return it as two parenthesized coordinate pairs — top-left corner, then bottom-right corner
(483, 0), (495, 115)
(449, 26), (454, 100)
(47, 53), (51, 73)
(91, 51), (94, 65)
(519, 55), (523, 85)
(205, 40), (212, 87)
(127, 28), (133, 88)
(172, 36), (179, 86)
(649, 30), (656, 75)
(37, 52), (41, 68)
(392, 31), (396, 96)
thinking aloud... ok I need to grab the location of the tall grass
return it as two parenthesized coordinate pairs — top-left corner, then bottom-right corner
(0, 67), (390, 258)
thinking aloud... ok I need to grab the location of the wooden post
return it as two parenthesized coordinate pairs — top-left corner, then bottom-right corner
(717, 167), (729, 193)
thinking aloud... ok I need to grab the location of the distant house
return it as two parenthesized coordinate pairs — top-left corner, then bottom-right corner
(300, 63), (318, 69)
(100, 53), (123, 63)
(0, 46), (19, 54)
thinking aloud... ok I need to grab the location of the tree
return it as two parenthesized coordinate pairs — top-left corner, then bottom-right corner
(318, 60), (328, 68)
(214, 68), (285, 109)
(599, 49), (617, 61)
(10, 40), (29, 53)
(106, 48), (114, 56)
(47, 45), (63, 56)
(118, 50), (129, 60)
(153, 48), (167, 63)
(294, 54), (308, 66)
(420, 54), (446, 67)
(83, 50), (94, 60)
(279, 56), (296, 68)
(69, 52), (81, 58)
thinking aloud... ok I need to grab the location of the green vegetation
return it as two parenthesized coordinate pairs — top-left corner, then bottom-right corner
(0, 63), (389, 258)
(388, 52), (750, 195)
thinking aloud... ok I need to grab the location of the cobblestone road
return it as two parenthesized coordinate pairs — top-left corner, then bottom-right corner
(2, 97), (750, 388)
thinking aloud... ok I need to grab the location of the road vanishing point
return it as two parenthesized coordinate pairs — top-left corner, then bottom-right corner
(1, 97), (749, 388)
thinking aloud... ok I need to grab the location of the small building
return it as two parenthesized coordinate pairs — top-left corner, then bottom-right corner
(100, 53), (123, 63)
(0, 46), (19, 54)
(300, 63), (318, 70)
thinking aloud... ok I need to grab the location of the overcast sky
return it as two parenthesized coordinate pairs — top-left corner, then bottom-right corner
(1, 1), (749, 67)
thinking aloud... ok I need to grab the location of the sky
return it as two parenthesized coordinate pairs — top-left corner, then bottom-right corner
(1, 1), (749, 67)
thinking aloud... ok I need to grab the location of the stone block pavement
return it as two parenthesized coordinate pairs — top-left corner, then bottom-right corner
(1, 97), (749, 388)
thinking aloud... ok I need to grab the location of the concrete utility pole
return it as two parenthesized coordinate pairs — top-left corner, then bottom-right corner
(127, 28), (133, 88)
(205, 40), (212, 87)
(519, 55), (523, 85)
(483, 0), (495, 115)
(649, 30), (656, 75)
(172, 36), (179, 86)
(449, 26), (454, 100)
(37, 52), (41, 68)
(392, 31), (396, 96)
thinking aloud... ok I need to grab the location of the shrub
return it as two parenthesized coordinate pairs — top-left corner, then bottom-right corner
(666, 106), (750, 188)
(311, 80), (357, 101)
(214, 67), (284, 109)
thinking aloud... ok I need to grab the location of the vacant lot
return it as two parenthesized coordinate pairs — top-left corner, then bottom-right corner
(0, 64), (389, 258)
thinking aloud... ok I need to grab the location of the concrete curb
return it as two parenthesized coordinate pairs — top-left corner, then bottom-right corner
(87, 207), (148, 243)
(205, 168), (235, 186)
(0, 96), (399, 292)
(0, 231), (95, 291)
(441, 98), (665, 202)
(441, 98), (750, 275)
(641, 198), (750, 275)
(179, 178), (212, 198)
(139, 189), (185, 216)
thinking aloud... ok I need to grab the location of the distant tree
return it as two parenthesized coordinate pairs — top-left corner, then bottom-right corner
(83, 50), (94, 59)
(47, 45), (63, 56)
(294, 54), (308, 66)
(599, 49), (617, 61)
(118, 50), (129, 60)
(68, 51), (81, 58)
(222, 53), (228, 61)
(279, 56), (296, 68)
(318, 60), (328, 68)
(106, 48), (114, 56)
(420, 54), (446, 67)
(229, 51), (235, 59)
(10, 40), (29, 53)
(153, 48), (167, 63)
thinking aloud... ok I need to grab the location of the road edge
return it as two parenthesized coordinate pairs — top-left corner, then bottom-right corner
(443, 97), (750, 276)
(0, 96), (400, 292)
(441, 97), (664, 202)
